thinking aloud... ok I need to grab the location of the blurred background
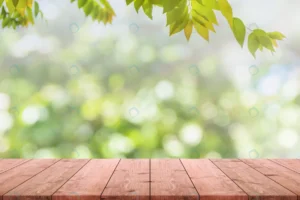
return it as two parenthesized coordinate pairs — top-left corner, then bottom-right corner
(0, 0), (300, 158)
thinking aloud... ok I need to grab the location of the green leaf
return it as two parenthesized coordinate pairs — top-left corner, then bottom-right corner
(166, 0), (186, 25)
(218, 0), (233, 27)
(12, 20), (16, 29)
(170, 17), (189, 36)
(34, 1), (39, 17)
(167, 0), (188, 25)
(2, 17), (10, 27)
(78, 0), (88, 8)
(27, 0), (33, 8)
(191, 0), (218, 25)
(192, 10), (215, 32)
(202, 0), (217, 9)
(91, 6), (99, 19)
(184, 20), (193, 41)
(12, 0), (19, 7)
(271, 39), (278, 48)
(268, 31), (286, 40)
(0, 0), (4, 5)
(232, 17), (246, 47)
(149, 0), (163, 6)
(99, 0), (115, 14)
(195, 0), (203, 5)
(126, 0), (134, 5)
(6, 0), (16, 13)
(142, 0), (153, 19)
(169, 8), (189, 36)
(97, 8), (104, 21)
(75, 0), (115, 24)
(194, 20), (209, 41)
(134, 0), (144, 12)
(103, 11), (109, 24)
(83, 1), (94, 16)
(163, 0), (182, 13)
(16, 0), (26, 8)
(248, 32), (259, 57)
(253, 29), (274, 52)
(26, 6), (34, 23)
(1, 7), (6, 19)
(1, 7), (6, 15)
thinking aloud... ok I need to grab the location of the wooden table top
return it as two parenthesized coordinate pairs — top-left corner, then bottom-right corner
(0, 159), (300, 200)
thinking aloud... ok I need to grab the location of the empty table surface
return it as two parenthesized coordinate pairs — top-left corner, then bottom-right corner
(0, 159), (299, 200)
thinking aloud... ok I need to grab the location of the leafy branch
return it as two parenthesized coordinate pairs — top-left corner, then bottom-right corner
(0, 0), (41, 28)
(0, 0), (285, 57)
(71, 0), (116, 24)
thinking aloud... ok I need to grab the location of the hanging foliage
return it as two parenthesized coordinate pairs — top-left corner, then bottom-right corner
(0, 0), (285, 57)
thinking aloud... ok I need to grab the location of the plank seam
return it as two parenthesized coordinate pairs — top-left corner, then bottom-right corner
(50, 159), (92, 200)
(0, 159), (32, 175)
(149, 159), (151, 200)
(3, 159), (61, 196)
(268, 159), (300, 174)
(239, 159), (298, 197)
(99, 159), (121, 200)
(209, 159), (250, 198)
(179, 159), (200, 200)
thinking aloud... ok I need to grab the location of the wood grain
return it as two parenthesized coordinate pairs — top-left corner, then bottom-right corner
(210, 159), (241, 162)
(0, 159), (299, 200)
(0, 159), (29, 174)
(212, 159), (297, 200)
(101, 159), (149, 200)
(151, 159), (198, 200)
(242, 159), (300, 199)
(0, 159), (58, 200)
(53, 159), (120, 200)
(4, 159), (89, 200)
(270, 159), (300, 174)
(181, 159), (247, 200)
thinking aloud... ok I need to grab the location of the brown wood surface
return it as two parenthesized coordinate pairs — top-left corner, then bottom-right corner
(0, 159), (300, 200)
(151, 159), (198, 200)
(0, 159), (29, 174)
(270, 159), (300, 174)
(242, 159), (300, 199)
(53, 159), (120, 200)
(4, 159), (89, 200)
(101, 159), (149, 200)
(212, 159), (297, 200)
(0, 159), (58, 200)
(181, 159), (247, 200)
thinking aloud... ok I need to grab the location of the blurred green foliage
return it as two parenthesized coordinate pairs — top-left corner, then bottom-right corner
(0, 1), (299, 159)
(0, 34), (242, 158)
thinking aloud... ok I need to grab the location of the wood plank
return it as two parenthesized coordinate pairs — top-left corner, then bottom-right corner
(210, 159), (240, 162)
(212, 159), (297, 200)
(181, 159), (247, 200)
(53, 159), (120, 200)
(151, 159), (198, 200)
(4, 159), (89, 200)
(0, 159), (29, 174)
(0, 159), (58, 200)
(101, 159), (149, 200)
(270, 159), (300, 174)
(242, 159), (300, 199)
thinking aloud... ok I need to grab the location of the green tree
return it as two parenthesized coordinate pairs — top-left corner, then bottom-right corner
(0, 0), (285, 57)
